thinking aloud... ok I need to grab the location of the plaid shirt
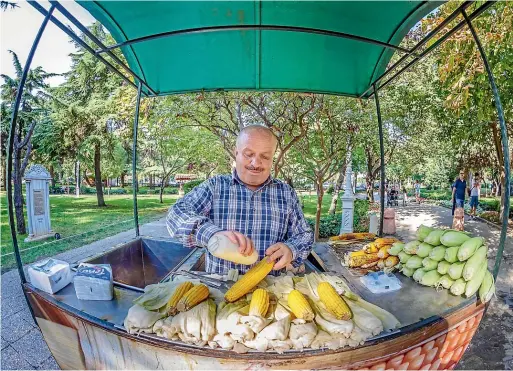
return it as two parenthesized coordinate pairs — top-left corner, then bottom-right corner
(166, 171), (314, 275)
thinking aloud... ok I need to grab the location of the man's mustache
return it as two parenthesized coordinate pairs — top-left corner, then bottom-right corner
(246, 166), (263, 172)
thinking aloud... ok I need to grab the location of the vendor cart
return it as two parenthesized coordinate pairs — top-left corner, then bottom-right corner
(5, 1), (509, 370)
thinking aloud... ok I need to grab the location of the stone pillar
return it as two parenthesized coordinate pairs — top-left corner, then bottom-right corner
(24, 165), (54, 242)
(340, 154), (355, 234)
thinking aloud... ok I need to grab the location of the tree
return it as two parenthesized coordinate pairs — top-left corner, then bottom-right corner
(1, 51), (55, 234)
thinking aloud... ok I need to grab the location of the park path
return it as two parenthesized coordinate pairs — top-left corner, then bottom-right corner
(1, 204), (511, 369)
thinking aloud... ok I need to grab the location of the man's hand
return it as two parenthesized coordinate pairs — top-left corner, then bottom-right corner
(215, 231), (254, 256)
(265, 243), (293, 270)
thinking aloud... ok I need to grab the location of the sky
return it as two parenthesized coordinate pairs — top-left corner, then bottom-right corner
(0, 0), (96, 86)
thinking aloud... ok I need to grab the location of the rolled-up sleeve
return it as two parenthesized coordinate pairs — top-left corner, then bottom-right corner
(283, 188), (314, 267)
(166, 180), (223, 248)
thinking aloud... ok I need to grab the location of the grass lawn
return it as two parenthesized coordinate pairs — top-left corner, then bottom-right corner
(298, 193), (342, 219)
(1, 193), (178, 271)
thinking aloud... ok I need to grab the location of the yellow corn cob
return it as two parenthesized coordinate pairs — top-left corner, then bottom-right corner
(349, 250), (366, 257)
(377, 246), (390, 259)
(346, 252), (379, 268)
(176, 284), (209, 312)
(330, 232), (376, 241)
(166, 281), (194, 315)
(377, 259), (385, 269)
(224, 259), (275, 302)
(287, 290), (314, 321)
(317, 282), (352, 320)
(385, 256), (400, 268)
(249, 288), (270, 317)
(374, 237), (398, 247)
(364, 242), (379, 253)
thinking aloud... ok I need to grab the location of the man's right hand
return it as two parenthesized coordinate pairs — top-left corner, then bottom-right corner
(214, 231), (254, 257)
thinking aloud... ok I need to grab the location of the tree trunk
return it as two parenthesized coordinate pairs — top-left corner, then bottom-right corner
(1, 160), (6, 191)
(314, 182), (324, 242)
(13, 151), (26, 234)
(49, 165), (56, 187)
(366, 176), (375, 202)
(94, 143), (106, 207)
(149, 174), (154, 189)
(159, 182), (165, 204)
(328, 163), (347, 215)
(120, 172), (126, 188)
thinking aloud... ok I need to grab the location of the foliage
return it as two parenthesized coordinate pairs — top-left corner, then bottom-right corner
(183, 180), (204, 194)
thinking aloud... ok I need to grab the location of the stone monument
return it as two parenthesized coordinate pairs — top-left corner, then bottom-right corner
(24, 164), (54, 242)
(340, 155), (355, 234)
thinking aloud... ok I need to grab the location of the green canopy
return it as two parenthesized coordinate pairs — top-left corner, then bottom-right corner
(78, 1), (442, 97)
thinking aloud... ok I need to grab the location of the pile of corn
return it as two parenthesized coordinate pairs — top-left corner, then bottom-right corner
(394, 225), (495, 303)
(123, 260), (400, 353)
(329, 232), (376, 243)
(344, 237), (402, 273)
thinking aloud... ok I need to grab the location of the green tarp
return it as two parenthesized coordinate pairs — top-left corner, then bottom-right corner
(78, 1), (442, 97)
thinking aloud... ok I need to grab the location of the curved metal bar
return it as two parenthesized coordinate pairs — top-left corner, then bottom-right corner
(6, 3), (56, 283)
(98, 24), (415, 56)
(132, 83), (142, 237)
(373, 83), (386, 237)
(462, 9), (510, 280)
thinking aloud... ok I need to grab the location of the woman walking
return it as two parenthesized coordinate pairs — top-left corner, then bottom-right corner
(469, 173), (481, 220)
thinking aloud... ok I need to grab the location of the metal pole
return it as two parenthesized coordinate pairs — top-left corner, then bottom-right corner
(132, 83), (142, 237)
(373, 83), (386, 236)
(462, 9), (510, 280)
(6, 4), (56, 283)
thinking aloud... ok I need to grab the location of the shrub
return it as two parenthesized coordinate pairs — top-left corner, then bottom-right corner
(183, 180), (203, 194)
(479, 211), (500, 224)
(109, 188), (127, 195)
(80, 186), (97, 194)
(326, 185), (335, 195)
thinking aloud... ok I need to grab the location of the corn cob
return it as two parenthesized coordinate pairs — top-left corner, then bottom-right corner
(346, 252), (379, 268)
(177, 284), (209, 312)
(374, 237), (398, 247)
(377, 259), (385, 269)
(349, 250), (366, 257)
(224, 258), (275, 302)
(364, 242), (379, 253)
(249, 288), (270, 317)
(287, 290), (314, 321)
(385, 256), (400, 268)
(317, 282), (352, 320)
(329, 233), (376, 241)
(166, 281), (194, 315)
(377, 246), (390, 259)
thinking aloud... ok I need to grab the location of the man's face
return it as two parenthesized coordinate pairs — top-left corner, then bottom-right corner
(459, 171), (465, 181)
(235, 130), (276, 188)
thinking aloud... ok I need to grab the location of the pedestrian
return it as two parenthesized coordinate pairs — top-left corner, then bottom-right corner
(469, 173), (481, 220)
(451, 170), (467, 216)
(414, 180), (421, 204)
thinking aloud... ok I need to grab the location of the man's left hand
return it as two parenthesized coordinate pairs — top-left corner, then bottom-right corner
(265, 243), (293, 270)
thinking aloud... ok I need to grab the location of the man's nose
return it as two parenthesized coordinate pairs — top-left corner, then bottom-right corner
(251, 157), (262, 167)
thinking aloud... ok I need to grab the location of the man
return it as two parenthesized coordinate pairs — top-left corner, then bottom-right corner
(414, 180), (421, 204)
(166, 125), (314, 275)
(469, 173), (481, 220)
(451, 170), (467, 215)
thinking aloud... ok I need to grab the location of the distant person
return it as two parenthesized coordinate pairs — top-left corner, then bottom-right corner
(414, 180), (421, 204)
(451, 170), (467, 216)
(402, 185), (408, 205)
(469, 173), (481, 220)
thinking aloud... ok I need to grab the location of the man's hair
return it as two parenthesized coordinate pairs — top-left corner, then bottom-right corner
(235, 124), (278, 152)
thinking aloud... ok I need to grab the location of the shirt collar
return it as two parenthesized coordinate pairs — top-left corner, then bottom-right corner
(232, 169), (277, 189)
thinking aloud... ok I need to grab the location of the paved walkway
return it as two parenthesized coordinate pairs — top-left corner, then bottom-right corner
(1, 205), (511, 369)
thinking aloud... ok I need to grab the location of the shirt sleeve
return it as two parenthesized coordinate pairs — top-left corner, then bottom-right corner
(282, 187), (314, 267)
(166, 179), (223, 248)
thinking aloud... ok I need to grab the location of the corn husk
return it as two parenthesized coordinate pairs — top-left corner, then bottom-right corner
(404, 240), (421, 254)
(405, 255), (423, 270)
(462, 245), (488, 281)
(465, 262), (488, 298)
(448, 262), (465, 280)
(458, 237), (485, 262)
(344, 293), (400, 331)
(133, 282), (182, 311)
(424, 229), (446, 246)
(398, 251), (412, 264)
(413, 268), (426, 283)
(437, 274), (455, 290)
(417, 243), (434, 258)
(450, 278), (466, 296)
(401, 267), (415, 277)
(440, 231), (471, 247)
(429, 246), (447, 262)
(444, 246), (460, 263)
(437, 261), (451, 275)
(417, 225), (434, 241)
(479, 270), (495, 303)
(422, 257), (438, 271)
(420, 270), (441, 287)
(388, 242), (404, 256)
(345, 300), (383, 336)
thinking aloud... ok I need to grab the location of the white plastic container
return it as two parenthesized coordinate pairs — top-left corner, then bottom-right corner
(28, 258), (72, 294)
(74, 263), (113, 301)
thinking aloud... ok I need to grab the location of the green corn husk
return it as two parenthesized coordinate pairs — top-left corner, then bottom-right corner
(398, 251), (412, 264)
(413, 268), (426, 283)
(388, 242), (404, 256)
(401, 267), (415, 277)
(457, 237), (485, 262)
(403, 240), (421, 255)
(437, 274), (455, 290)
(417, 243), (434, 258)
(448, 262), (465, 280)
(465, 262), (488, 298)
(440, 231), (471, 247)
(424, 229), (446, 246)
(444, 246), (460, 263)
(405, 255), (423, 270)
(429, 246), (447, 262)
(417, 225), (434, 242)
(462, 245), (488, 281)
(422, 257), (438, 271)
(420, 270), (441, 287)
(479, 270), (495, 304)
(450, 278), (466, 296)
(437, 261), (451, 275)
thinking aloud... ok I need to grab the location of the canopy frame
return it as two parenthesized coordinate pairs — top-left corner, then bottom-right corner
(6, 1), (509, 296)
